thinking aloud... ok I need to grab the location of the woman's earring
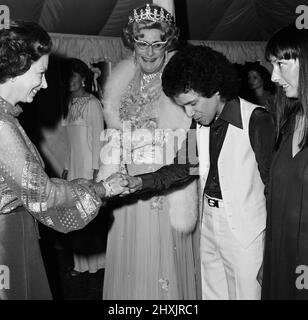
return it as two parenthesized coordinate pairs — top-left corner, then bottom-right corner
(82, 82), (85, 87)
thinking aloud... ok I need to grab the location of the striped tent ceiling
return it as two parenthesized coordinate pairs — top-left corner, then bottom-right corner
(3, 0), (307, 41)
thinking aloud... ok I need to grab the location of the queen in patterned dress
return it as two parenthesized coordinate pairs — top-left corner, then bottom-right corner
(97, 4), (201, 300)
(0, 21), (126, 300)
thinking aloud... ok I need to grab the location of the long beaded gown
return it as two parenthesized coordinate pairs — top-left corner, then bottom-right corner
(99, 57), (201, 300)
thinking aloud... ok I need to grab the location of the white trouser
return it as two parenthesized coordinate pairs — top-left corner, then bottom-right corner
(201, 196), (264, 300)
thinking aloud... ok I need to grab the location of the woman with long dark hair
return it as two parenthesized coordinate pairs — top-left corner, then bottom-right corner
(262, 24), (308, 299)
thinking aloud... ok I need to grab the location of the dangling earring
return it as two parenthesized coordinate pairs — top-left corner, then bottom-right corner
(82, 82), (85, 87)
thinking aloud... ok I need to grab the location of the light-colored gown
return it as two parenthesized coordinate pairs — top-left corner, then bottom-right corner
(63, 94), (105, 273)
(99, 56), (201, 300)
(0, 97), (102, 299)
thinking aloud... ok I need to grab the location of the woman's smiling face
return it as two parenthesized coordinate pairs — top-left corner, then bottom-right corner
(14, 54), (49, 103)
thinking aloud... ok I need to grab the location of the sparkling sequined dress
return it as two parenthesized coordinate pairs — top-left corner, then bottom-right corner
(100, 57), (201, 300)
(63, 94), (105, 273)
(0, 98), (102, 300)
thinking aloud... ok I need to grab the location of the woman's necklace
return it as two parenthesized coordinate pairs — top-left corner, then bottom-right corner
(140, 71), (162, 92)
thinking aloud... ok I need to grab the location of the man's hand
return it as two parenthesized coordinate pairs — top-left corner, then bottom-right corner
(126, 175), (143, 193)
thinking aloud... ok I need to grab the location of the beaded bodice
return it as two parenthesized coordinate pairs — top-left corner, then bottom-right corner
(65, 95), (92, 123)
(119, 69), (163, 131)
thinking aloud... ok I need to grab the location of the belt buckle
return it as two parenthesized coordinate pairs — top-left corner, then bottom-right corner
(208, 198), (219, 208)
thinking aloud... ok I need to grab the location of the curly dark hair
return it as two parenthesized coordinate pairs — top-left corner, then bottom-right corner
(0, 20), (52, 84)
(162, 45), (241, 101)
(122, 4), (179, 52)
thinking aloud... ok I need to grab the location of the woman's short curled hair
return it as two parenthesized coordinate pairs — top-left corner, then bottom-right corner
(0, 20), (52, 84)
(122, 4), (179, 52)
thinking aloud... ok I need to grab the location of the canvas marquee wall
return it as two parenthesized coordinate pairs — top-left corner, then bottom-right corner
(50, 33), (269, 68)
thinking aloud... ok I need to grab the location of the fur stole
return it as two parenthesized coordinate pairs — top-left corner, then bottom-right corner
(101, 55), (199, 233)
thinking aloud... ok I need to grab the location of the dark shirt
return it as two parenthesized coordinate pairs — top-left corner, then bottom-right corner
(139, 98), (275, 198)
(205, 98), (275, 199)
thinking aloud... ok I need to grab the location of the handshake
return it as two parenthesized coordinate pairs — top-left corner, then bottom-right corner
(100, 172), (143, 198)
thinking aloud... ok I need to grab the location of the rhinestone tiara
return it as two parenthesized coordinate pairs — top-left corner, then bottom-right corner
(128, 3), (174, 25)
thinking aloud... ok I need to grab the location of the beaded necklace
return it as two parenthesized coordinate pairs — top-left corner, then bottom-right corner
(140, 71), (162, 93)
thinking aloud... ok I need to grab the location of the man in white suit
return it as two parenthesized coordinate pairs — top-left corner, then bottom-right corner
(115, 45), (276, 299)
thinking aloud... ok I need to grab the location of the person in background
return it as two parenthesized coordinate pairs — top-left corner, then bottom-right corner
(261, 24), (308, 300)
(241, 62), (276, 114)
(62, 58), (106, 277)
(0, 20), (127, 300)
(97, 4), (200, 300)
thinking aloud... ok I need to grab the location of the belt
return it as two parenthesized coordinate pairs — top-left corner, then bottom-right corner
(205, 195), (224, 208)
